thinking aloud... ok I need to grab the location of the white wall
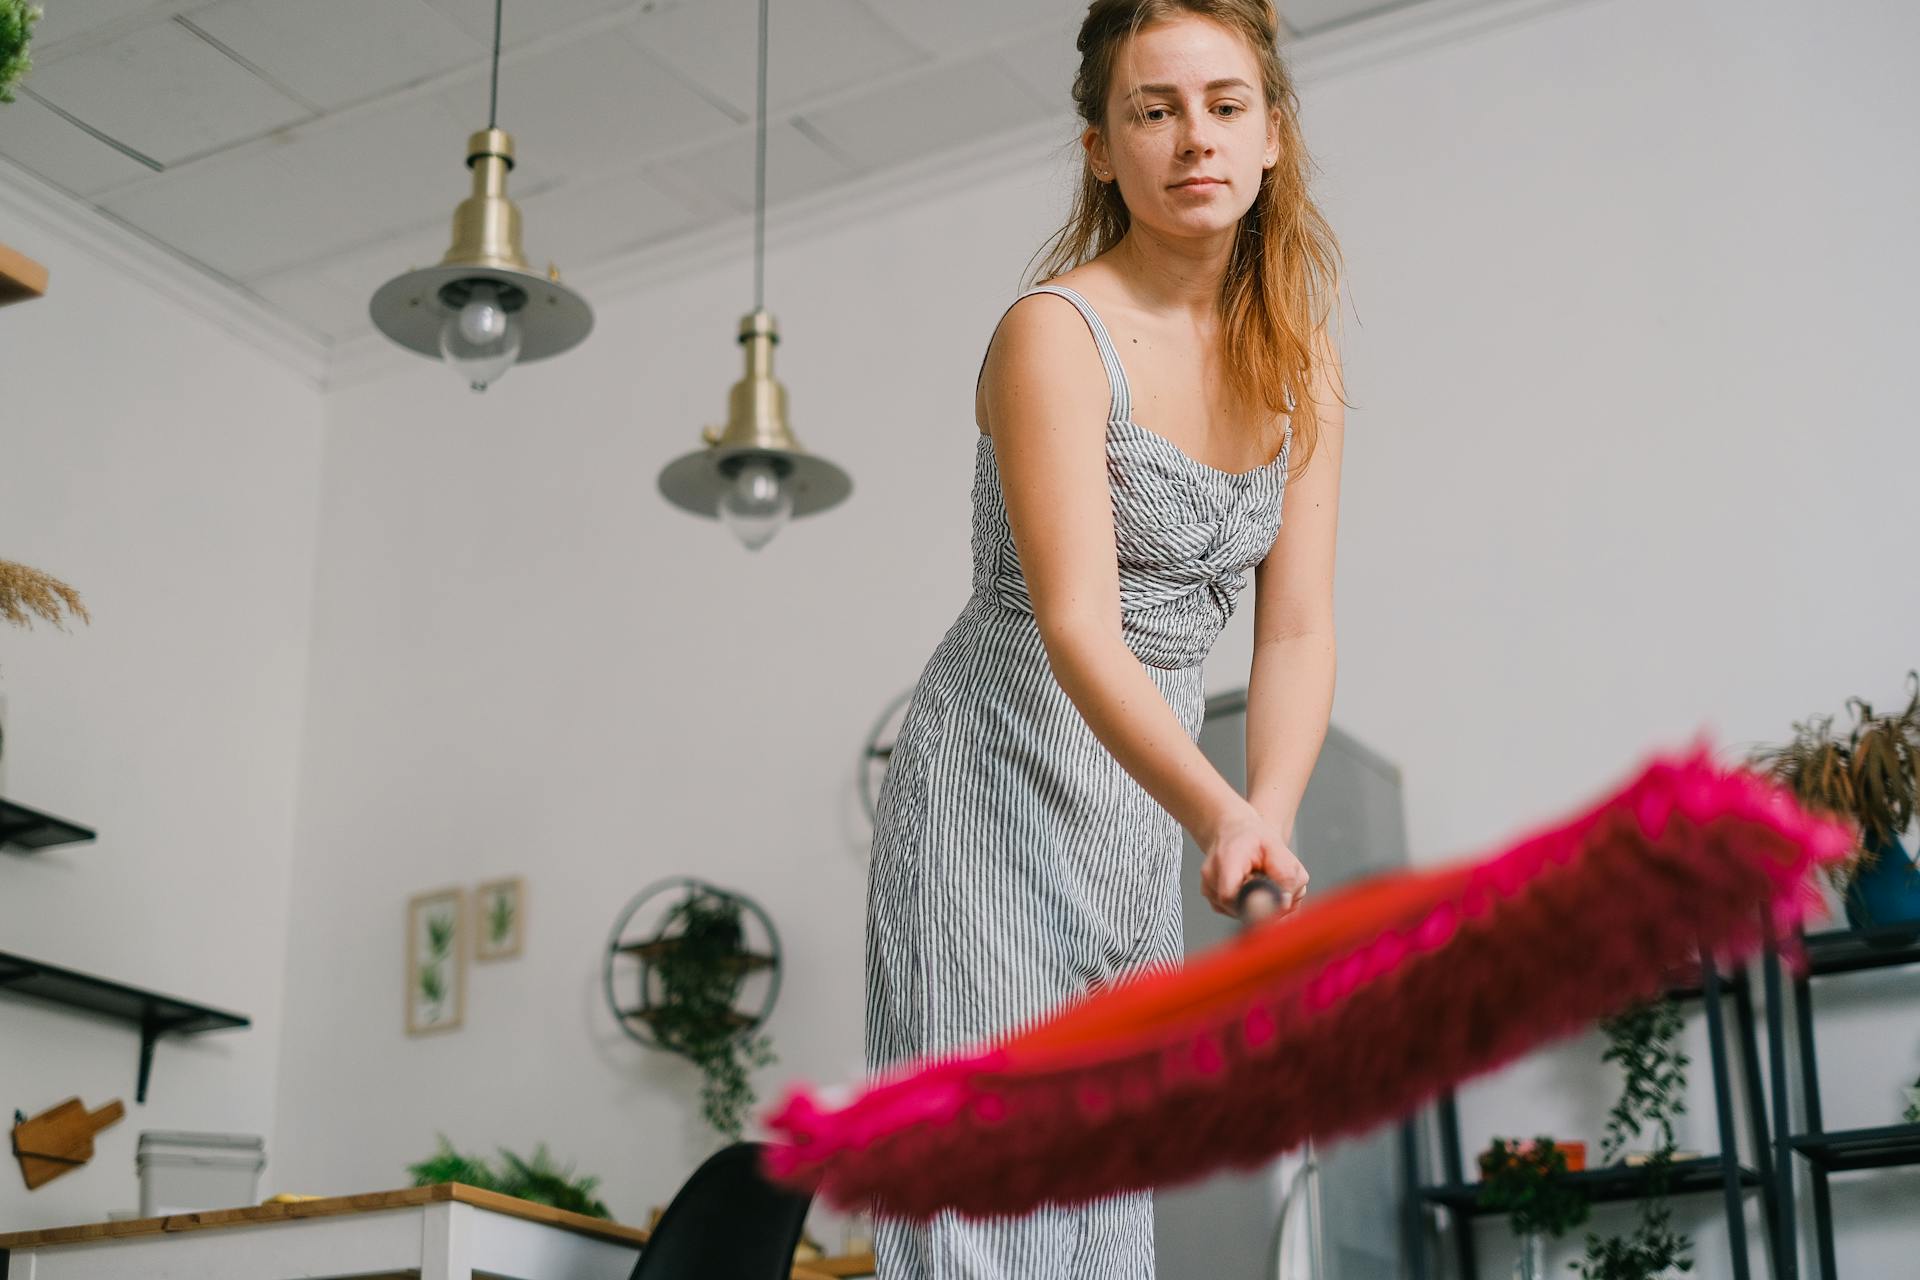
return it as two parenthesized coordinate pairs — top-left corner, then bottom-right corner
(280, 0), (1919, 1269)
(0, 180), (325, 1229)
(2, 0), (1911, 1274)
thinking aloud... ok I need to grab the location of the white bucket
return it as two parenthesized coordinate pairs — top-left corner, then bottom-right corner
(135, 1131), (266, 1217)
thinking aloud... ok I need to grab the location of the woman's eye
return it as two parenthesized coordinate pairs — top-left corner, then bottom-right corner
(1216, 104), (1242, 117)
(1144, 107), (1169, 122)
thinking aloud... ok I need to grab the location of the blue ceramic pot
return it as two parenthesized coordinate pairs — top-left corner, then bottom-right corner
(1843, 832), (1920, 944)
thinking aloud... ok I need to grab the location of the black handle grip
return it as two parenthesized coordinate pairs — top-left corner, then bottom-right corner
(1235, 873), (1290, 924)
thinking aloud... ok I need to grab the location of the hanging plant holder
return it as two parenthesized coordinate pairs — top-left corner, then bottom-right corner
(604, 877), (782, 1139)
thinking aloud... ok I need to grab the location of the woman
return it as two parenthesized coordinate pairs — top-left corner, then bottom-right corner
(863, 1), (1344, 1275)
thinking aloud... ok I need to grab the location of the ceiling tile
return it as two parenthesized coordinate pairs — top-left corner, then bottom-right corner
(654, 118), (853, 216)
(635, 0), (925, 119)
(992, 18), (1084, 118)
(0, 94), (158, 197)
(100, 93), (485, 278)
(1279, 0), (1413, 36)
(31, 0), (181, 52)
(419, 0), (636, 50)
(860, 0), (1086, 59)
(798, 54), (1048, 174)
(249, 220), (453, 339)
(433, 33), (737, 186)
(24, 19), (310, 164)
(513, 169), (704, 269)
(188, 0), (484, 111)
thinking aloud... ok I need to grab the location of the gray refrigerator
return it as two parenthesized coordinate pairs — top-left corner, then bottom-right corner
(1154, 694), (1423, 1280)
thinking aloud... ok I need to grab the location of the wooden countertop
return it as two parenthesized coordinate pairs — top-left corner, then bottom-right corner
(0, 1183), (877, 1276)
(0, 1184), (649, 1250)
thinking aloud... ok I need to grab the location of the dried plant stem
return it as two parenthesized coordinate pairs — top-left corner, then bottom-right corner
(0, 559), (90, 630)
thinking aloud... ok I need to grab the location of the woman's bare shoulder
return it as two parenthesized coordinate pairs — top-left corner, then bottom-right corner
(976, 285), (1107, 436)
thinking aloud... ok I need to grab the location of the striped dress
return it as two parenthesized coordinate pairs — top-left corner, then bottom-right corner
(864, 282), (1292, 1279)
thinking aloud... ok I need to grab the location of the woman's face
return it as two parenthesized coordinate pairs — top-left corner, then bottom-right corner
(1086, 14), (1280, 239)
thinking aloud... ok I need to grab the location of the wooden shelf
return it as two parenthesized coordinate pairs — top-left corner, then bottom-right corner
(614, 937), (774, 974)
(0, 950), (248, 1103)
(0, 243), (49, 307)
(0, 797), (97, 850)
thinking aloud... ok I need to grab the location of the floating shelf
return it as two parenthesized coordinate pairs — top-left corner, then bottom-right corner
(0, 798), (97, 850)
(1788, 1122), (1920, 1173)
(1798, 923), (1920, 976)
(1420, 1154), (1763, 1215)
(0, 951), (249, 1104)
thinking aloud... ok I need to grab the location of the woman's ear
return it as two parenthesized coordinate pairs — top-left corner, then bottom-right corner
(1083, 125), (1111, 180)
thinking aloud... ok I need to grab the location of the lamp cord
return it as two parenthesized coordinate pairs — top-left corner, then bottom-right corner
(754, 0), (768, 312)
(487, 0), (504, 129)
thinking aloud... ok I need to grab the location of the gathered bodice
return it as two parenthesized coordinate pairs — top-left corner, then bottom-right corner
(969, 284), (1292, 670)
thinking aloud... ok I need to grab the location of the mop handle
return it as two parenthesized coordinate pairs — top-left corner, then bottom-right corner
(1235, 873), (1293, 924)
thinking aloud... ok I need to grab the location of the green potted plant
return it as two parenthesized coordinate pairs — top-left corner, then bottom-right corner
(1749, 672), (1920, 939)
(646, 892), (776, 1141)
(1477, 1136), (1590, 1279)
(1577, 996), (1693, 1280)
(0, 1), (39, 103)
(407, 1135), (611, 1218)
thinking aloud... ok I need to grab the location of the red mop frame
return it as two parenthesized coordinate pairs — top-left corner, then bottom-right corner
(762, 743), (1854, 1221)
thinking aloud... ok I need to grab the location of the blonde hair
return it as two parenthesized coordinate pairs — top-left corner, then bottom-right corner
(1027, 0), (1346, 475)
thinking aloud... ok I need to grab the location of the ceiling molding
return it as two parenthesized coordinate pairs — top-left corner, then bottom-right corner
(0, 153), (332, 388)
(2, 0), (1596, 393)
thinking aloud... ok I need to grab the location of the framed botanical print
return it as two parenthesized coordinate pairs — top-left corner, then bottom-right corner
(474, 876), (525, 962)
(406, 887), (466, 1035)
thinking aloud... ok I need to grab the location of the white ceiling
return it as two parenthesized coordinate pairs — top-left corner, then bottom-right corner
(2, 0), (1414, 349)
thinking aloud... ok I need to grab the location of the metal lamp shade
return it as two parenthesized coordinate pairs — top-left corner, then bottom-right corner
(370, 127), (592, 366)
(658, 308), (852, 520)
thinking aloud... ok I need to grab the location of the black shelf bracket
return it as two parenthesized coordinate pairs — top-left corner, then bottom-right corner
(0, 798), (96, 851)
(0, 950), (248, 1104)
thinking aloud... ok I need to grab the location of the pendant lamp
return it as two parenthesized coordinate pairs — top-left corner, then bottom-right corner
(369, 0), (591, 391)
(657, 0), (851, 551)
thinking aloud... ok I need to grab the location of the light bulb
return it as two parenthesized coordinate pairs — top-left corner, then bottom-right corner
(718, 456), (792, 551)
(438, 282), (522, 392)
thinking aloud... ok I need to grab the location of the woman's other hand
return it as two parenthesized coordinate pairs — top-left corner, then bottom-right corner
(1198, 805), (1308, 919)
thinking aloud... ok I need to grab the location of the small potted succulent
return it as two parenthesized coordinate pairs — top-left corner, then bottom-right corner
(1749, 672), (1920, 941)
(1477, 1136), (1590, 1279)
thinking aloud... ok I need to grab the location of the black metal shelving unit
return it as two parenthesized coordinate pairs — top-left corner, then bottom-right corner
(0, 797), (95, 850)
(1411, 957), (1778, 1280)
(1762, 922), (1920, 1280)
(0, 951), (249, 1103)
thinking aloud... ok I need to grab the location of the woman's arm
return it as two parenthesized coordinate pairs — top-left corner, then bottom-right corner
(1245, 329), (1345, 842)
(984, 293), (1307, 915)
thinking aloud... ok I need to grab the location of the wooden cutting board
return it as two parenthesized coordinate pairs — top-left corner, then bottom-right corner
(11, 1097), (125, 1190)
(0, 243), (49, 307)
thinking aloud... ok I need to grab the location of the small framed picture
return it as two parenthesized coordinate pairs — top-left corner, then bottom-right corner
(474, 876), (525, 962)
(406, 887), (466, 1035)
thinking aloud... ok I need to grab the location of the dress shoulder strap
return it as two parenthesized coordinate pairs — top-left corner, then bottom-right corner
(972, 283), (1131, 425)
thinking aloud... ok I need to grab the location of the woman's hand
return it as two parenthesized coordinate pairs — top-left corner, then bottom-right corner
(1198, 805), (1309, 919)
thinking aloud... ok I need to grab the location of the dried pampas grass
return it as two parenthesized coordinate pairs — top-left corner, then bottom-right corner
(0, 559), (90, 630)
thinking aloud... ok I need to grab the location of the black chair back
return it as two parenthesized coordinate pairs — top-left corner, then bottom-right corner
(629, 1141), (814, 1280)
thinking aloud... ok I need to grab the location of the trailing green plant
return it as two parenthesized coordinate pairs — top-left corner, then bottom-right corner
(0, 1), (39, 103)
(1476, 1136), (1590, 1241)
(407, 1135), (611, 1218)
(1748, 672), (1920, 888)
(1576, 995), (1693, 1279)
(646, 891), (776, 1141)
